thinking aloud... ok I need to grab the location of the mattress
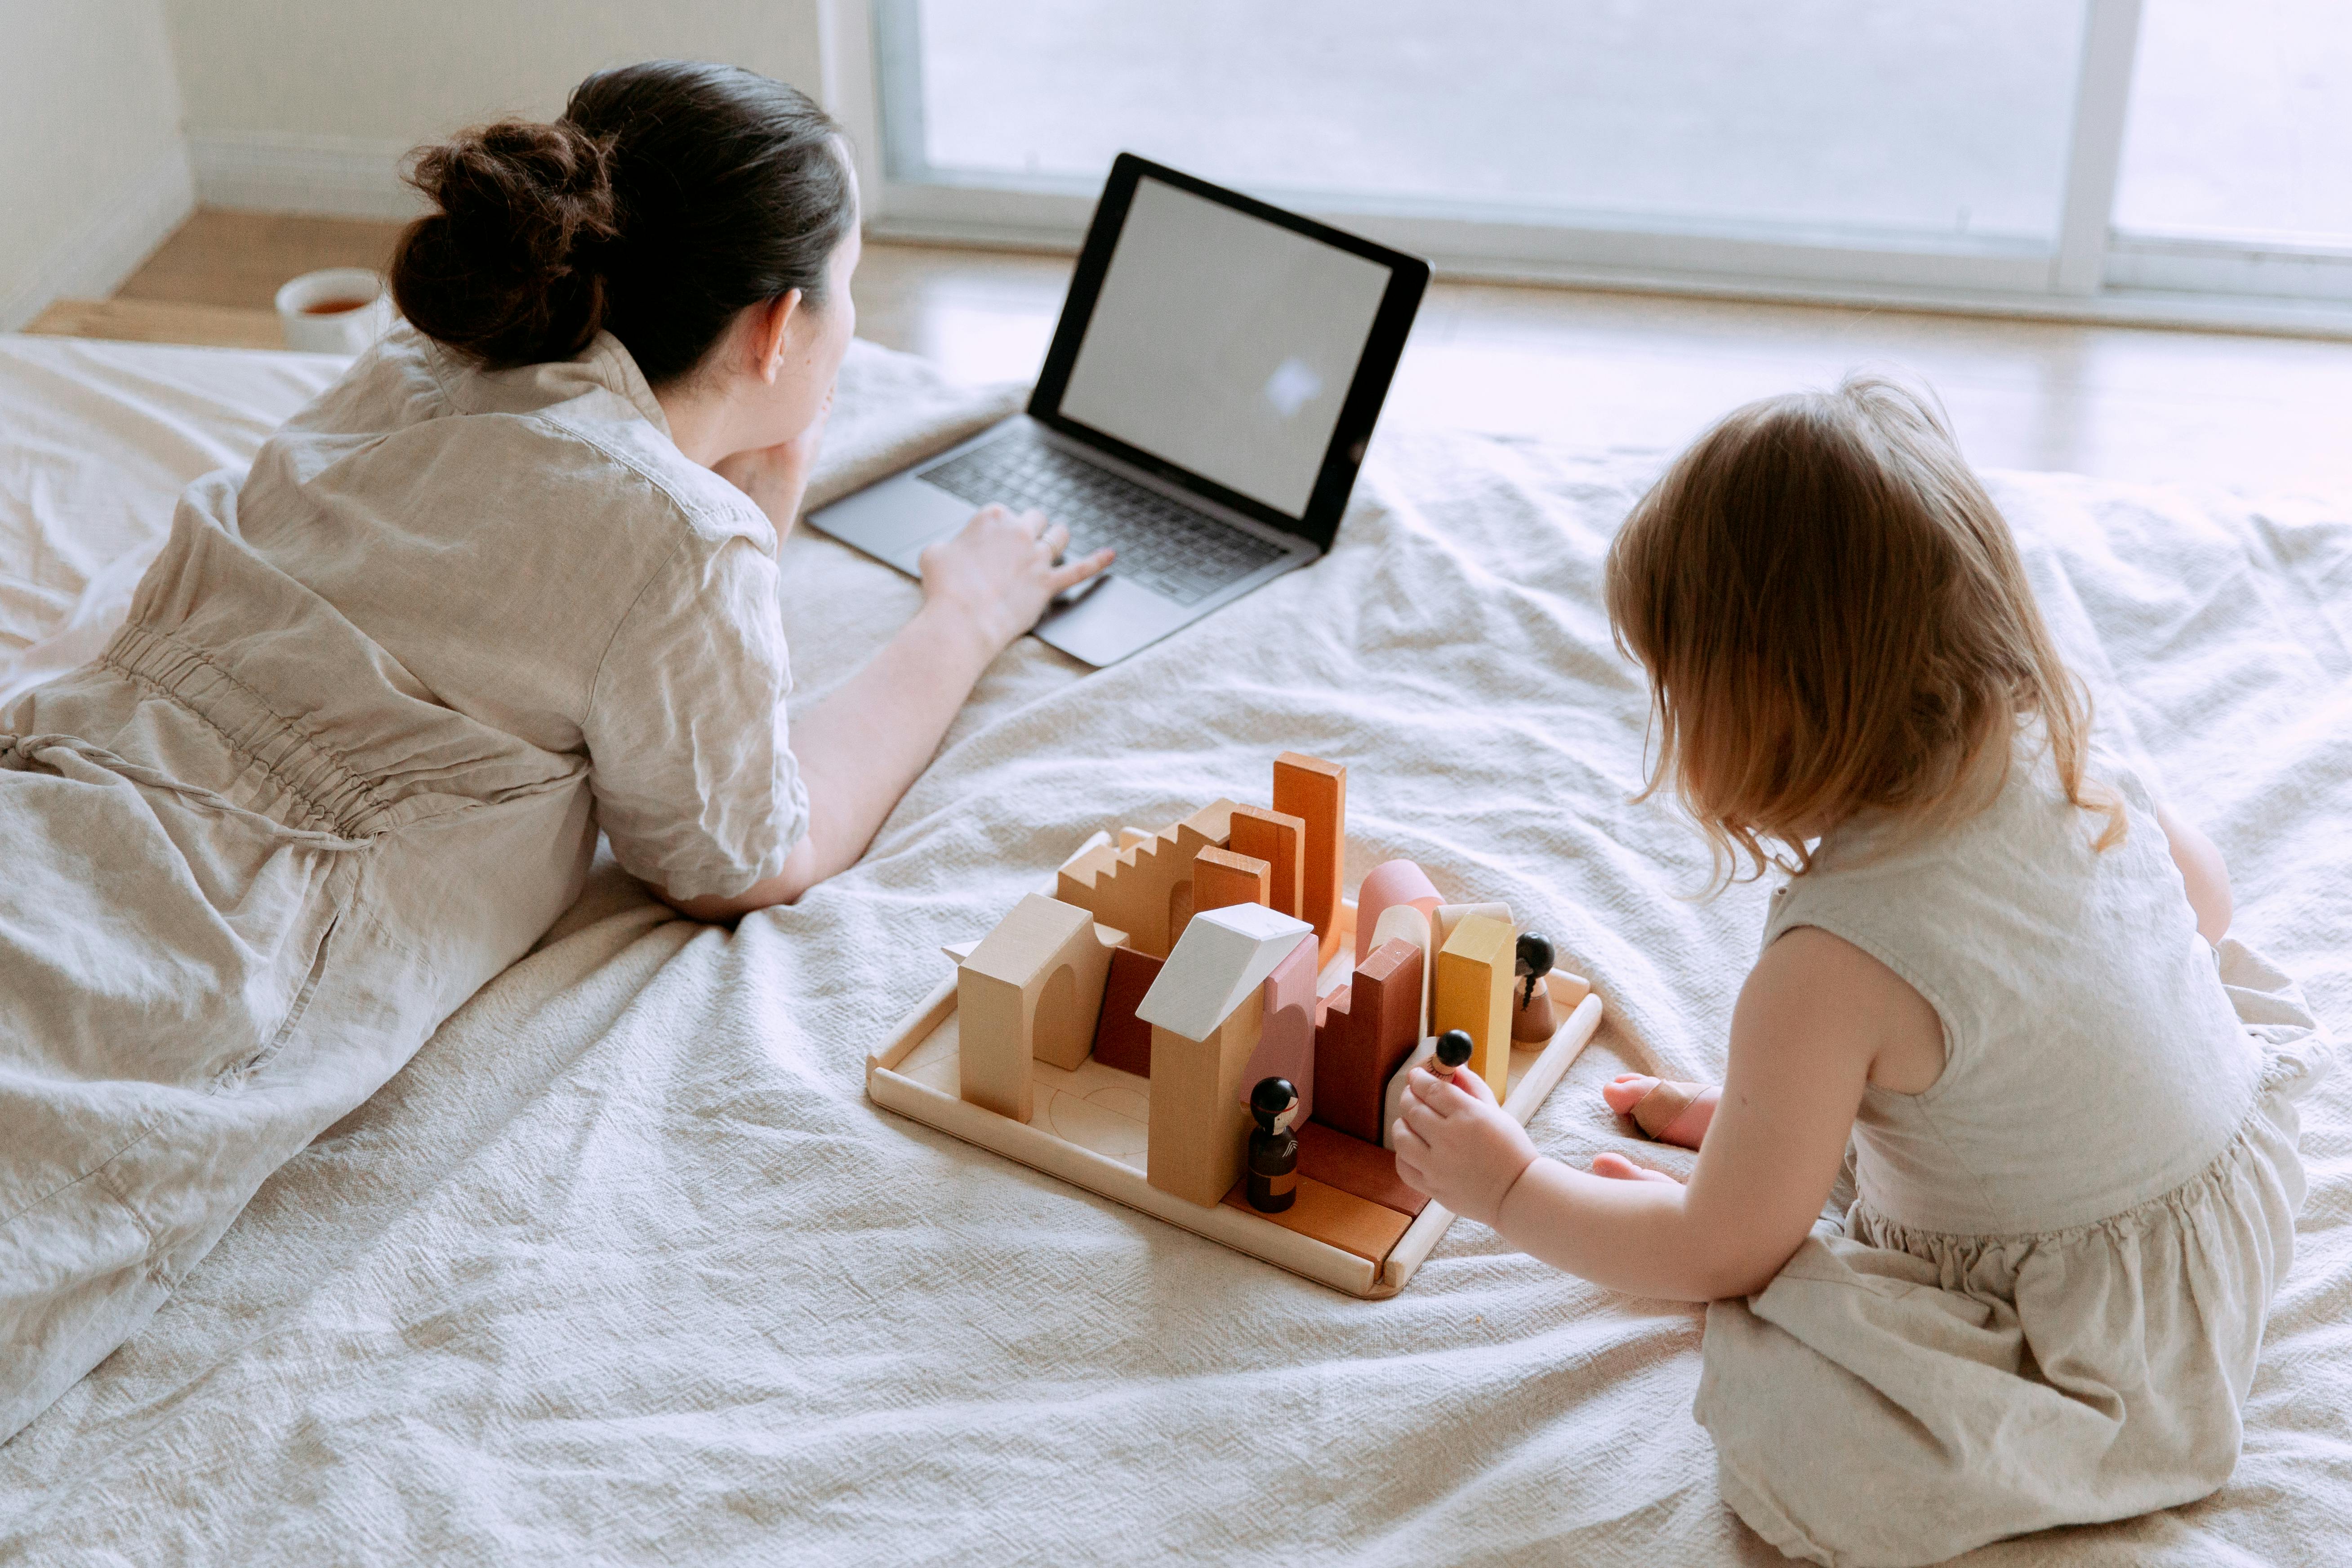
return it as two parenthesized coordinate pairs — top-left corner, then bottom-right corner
(0, 330), (2345, 1565)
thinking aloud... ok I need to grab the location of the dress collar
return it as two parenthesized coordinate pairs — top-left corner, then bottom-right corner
(574, 331), (672, 438)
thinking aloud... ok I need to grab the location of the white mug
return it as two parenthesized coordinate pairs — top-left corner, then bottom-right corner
(274, 267), (395, 354)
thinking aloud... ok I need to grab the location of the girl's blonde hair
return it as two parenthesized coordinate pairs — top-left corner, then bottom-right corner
(1604, 374), (2122, 886)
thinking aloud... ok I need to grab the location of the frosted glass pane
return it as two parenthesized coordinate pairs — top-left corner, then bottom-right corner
(911, 0), (2088, 249)
(2114, 0), (2352, 245)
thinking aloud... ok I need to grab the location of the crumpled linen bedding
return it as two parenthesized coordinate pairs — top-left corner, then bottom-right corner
(0, 330), (2344, 1565)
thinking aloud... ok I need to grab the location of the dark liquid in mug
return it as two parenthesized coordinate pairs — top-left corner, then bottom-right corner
(301, 297), (372, 316)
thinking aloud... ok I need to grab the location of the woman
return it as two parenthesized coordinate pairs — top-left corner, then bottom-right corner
(0, 61), (1108, 1438)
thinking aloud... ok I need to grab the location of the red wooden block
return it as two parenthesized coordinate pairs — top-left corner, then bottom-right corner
(1091, 945), (1163, 1077)
(1310, 936), (1423, 1144)
(1272, 752), (1346, 965)
(1297, 1120), (1428, 1217)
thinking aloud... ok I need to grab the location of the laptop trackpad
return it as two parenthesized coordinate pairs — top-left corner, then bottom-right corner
(1035, 575), (1190, 667)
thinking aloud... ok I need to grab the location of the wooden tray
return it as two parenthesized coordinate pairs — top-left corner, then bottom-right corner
(864, 844), (1604, 1299)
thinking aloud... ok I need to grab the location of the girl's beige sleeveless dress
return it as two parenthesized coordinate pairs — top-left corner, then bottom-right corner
(1693, 731), (2326, 1566)
(0, 325), (806, 1439)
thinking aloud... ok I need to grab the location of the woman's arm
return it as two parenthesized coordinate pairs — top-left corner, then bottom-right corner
(2155, 800), (2231, 946)
(1394, 927), (1911, 1301)
(659, 503), (1110, 920)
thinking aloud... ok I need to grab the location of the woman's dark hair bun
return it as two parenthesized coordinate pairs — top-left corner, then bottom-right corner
(389, 62), (855, 383)
(391, 120), (621, 369)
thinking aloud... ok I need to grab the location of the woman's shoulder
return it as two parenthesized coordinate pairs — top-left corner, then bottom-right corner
(270, 325), (775, 561)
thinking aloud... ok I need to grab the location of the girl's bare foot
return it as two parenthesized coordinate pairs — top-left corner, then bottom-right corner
(1602, 1074), (1720, 1149)
(1590, 1151), (1682, 1184)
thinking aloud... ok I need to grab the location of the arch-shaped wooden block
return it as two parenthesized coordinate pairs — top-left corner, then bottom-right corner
(958, 894), (1117, 1120)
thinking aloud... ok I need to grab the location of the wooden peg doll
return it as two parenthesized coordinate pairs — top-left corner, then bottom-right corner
(1381, 1030), (1476, 1149)
(1511, 931), (1558, 1042)
(1246, 1076), (1302, 1212)
(1429, 1028), (1475, 1082)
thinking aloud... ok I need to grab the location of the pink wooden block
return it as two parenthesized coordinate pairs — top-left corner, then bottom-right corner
(1354, 859), (1443, 964)
(1239, 932), (1319, 1121)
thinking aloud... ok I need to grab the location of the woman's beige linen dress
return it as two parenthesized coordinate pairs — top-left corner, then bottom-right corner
(0, 325), (806, 1438)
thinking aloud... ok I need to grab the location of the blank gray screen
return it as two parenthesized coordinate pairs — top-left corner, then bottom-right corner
(1056, 178), (1394, 517)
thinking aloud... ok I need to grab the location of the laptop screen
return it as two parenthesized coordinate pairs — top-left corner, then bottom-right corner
(1053, 176), (1401, 519)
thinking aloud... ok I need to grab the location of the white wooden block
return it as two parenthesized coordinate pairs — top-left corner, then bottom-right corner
(1135, 903), (1314, 1043)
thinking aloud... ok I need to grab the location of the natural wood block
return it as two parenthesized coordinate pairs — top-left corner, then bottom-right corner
(958, 894), (1116, 1119)
(1147, 1006), (1261, 1207)
(1191, 846), (1270, 921)
(1138, 903), (1315, 1207)
(1272, 753), (1346, 965)
(1091, 945), (1164, 1077)
(1229, 803), (1305, 921)
(1297, 1120), (1428, 1217)
(1434, 913), (1515, 1097)
(1310, 936), (1424, 1144)
(1221, 1172), (1412, 1263)
(1055, 798), (1235, 958)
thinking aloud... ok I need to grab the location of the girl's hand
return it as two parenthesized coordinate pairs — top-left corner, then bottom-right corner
(917, 504), (1114, 655)
(713, 387), (833, 534)
(1391, 1065), (1541, 1226)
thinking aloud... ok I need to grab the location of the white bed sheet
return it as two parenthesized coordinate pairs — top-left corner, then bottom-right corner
(0, 332), (2345, 1565)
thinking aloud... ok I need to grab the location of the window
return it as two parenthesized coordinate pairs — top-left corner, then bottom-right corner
(2107, 0), (2352, 300)
(829, 0), (2352, 328)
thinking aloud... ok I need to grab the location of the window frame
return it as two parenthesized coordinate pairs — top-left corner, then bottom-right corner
(816, 0), (2352, 338)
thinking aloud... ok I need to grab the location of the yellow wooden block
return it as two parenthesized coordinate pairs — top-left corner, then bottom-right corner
(1434, 913), (1515, 1096)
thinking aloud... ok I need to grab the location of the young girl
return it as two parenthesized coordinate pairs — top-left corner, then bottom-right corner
(0, 62), (1107, 1438)
(1392, 378), (2322, 1565)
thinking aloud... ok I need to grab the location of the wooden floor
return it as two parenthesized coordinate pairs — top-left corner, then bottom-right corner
(26, 208), (2352, 498)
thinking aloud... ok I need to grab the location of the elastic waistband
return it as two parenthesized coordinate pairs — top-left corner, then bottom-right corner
(99, 623), (397, 837)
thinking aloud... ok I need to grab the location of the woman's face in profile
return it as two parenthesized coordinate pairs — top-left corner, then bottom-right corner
(765, 198), (862, 442)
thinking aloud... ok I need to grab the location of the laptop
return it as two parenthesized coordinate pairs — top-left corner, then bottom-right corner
(809, 153), (1430, 667)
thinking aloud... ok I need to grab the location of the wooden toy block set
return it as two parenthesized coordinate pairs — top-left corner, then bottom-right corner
(864, 751), (1605, 1298)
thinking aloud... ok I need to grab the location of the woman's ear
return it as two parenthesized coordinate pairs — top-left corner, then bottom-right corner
(754, 289), (804, 384)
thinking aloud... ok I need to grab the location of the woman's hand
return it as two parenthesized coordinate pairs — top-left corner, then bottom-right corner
(917, 504), (1114, 655)
(1391, 1065), (1541, 1226)
(713, 387), (833, 534)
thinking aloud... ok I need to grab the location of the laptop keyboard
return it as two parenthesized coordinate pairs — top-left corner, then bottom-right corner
(916, 426), (1286, 606)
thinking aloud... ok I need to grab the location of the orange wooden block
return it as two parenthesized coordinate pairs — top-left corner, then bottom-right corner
(1297, 1120), (1428, 1217)
(1221, 1172), (1412, 1263)
(1191, 846), (1270, 918)
(1310, 936), (1423, 1145)
(1229, 803), (1305, 921)
(1091, 945), (1163, 1077)
(1272, 753), (1346, 965)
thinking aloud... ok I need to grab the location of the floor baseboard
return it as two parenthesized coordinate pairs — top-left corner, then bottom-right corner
(189, 131), (421, 222)
(0, 149), (198, 333)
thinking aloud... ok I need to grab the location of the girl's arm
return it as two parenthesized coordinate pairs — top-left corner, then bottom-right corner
(1394, 927), (1920, 1302)
(2155, 801), (2231, 946)
(659, 504), (1110, 920)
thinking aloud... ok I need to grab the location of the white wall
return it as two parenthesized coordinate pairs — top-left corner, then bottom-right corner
(0, 0), (194, 329)
(165, 0), (829, 217)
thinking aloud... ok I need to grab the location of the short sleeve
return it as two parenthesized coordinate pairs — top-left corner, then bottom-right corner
(583, 533), (808, 900)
